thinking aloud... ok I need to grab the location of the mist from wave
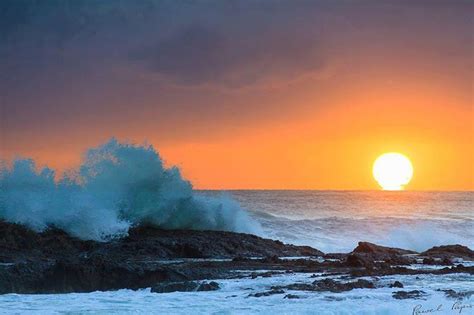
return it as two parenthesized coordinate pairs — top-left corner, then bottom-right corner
(0, 139), (260, 241)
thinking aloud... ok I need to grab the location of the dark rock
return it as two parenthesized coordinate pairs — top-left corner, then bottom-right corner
(274, 278), (375, 293)
(392, 290), (427, 300)
(233, 256), (251, 262)
(438, 289), (474, 300)
(249, 289), (285, 297)
(0, 220), (324, 294)
(421, 245), (474, 260)
(284, 294), (300, 299)
(314, 278), (375, 292)
(441, 257), (453, 265)
(197, 281), (220, 291)
(389, 281), (404, 288)
(346, 254), (374, 268)
(261, 255), (281, 263)
(151, 281), (219, 293)
(151, 281), (199, 293)
(423, 257), (436, 265)
(250, 271), (279, 279)
(353, 242), (416, 256)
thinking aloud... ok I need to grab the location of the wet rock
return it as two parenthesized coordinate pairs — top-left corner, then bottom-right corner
(438, 289), (474, 300)
(250, 271), (279, 279)
(249, 289), (285, 297)
(389, 281), (404, 288)
(422, 257), (436, 265)
(345, 254), (374, 268)
(441, 257), (453, 265)
(421, 256), (453, 266)
(353, 242), (416, 257)
(421, 245), (474, 260)
(273, 278), (375, 293)
(232, 256), (252, 262)
(313, 278), (375, 292)
(197, 281), (220, 291)
(392, 290), (427, 300)
(284, 294), (301, 299)
(261, 255), (281, 263)
(151, 281), (219, 293)
(151, 281), (199, 293)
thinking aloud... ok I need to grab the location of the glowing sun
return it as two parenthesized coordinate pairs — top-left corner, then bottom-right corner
(373, 153), (413, 190)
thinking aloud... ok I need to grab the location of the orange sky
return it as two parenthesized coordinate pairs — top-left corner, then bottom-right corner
(158, 78), (473, 190)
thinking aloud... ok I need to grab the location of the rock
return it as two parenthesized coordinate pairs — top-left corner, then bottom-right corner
(249, 289), (285, 297)
(197, 281), (220, 291)
(421, 245), (474, 260)
(422, 257), (436, 265)
(348, 242), (416, 268)
(250, 271), (279, 279)
(389, 281), (404, 288)
(392, 290), (427, 300)
(438, 289), (474, 300)
(151, 281), (219, 293)
(441, 257), (453, 265)
(346, 254), (374, 268)
(284, 294), (300, 299)
(151, 281), (199, 293)
(261, 255), (281, 263)
(232, 256), (251, 262)
(274, 278), (375, 293)
(0, 220), (325, 294)
(353, 242), (416, 256)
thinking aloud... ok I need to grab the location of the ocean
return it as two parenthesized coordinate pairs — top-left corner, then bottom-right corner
(1, 190), (472, 314)
(222, 190), (474, 253)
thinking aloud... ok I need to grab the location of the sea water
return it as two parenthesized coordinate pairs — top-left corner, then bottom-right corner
(223, 190), (474, 253)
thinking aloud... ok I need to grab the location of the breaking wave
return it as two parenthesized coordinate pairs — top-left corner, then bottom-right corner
(0, 139), (261, 240)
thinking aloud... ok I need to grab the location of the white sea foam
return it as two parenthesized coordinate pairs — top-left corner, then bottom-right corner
(0, 272), (472, 314)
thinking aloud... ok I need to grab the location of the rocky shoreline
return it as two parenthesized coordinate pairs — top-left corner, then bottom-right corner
(0, 221), (473, 296)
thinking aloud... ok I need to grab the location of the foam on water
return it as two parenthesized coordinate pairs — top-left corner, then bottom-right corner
(0, 139), (260, 240)
(0, 272), (472, 314)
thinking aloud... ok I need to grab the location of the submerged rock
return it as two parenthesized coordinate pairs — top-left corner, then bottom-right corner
(151, 281), (220, 293)
(392, 290), (427, 300)
(389, 281), (404, 288)
(249, 289), (285, 297)
(272, 278), (375, 293)
(438, 289), (474, 300)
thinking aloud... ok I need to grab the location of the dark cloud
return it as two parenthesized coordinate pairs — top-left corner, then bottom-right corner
(0, 0), (472, 151)
(0, 1), (331, 87)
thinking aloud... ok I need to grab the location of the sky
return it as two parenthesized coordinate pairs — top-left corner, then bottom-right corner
(1, 0), (473, 190)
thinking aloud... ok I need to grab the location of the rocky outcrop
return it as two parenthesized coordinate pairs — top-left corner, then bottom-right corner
(0, 221), (322, 264)
(345, 242), (417, 267)
(421, 245), (474, 260)
(0, 221), (472, 294)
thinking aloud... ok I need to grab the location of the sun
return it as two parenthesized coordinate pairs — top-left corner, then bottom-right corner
(373, 153), (413, 190)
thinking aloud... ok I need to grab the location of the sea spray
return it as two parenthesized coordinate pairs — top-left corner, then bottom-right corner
(0, 139), (261, 240)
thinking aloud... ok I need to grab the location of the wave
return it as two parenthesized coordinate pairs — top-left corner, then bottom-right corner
(0, 139), (261, 241)
(251, 212), (474, 253)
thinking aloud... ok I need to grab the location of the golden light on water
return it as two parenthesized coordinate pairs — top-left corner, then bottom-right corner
(373, 153), (413, 190)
